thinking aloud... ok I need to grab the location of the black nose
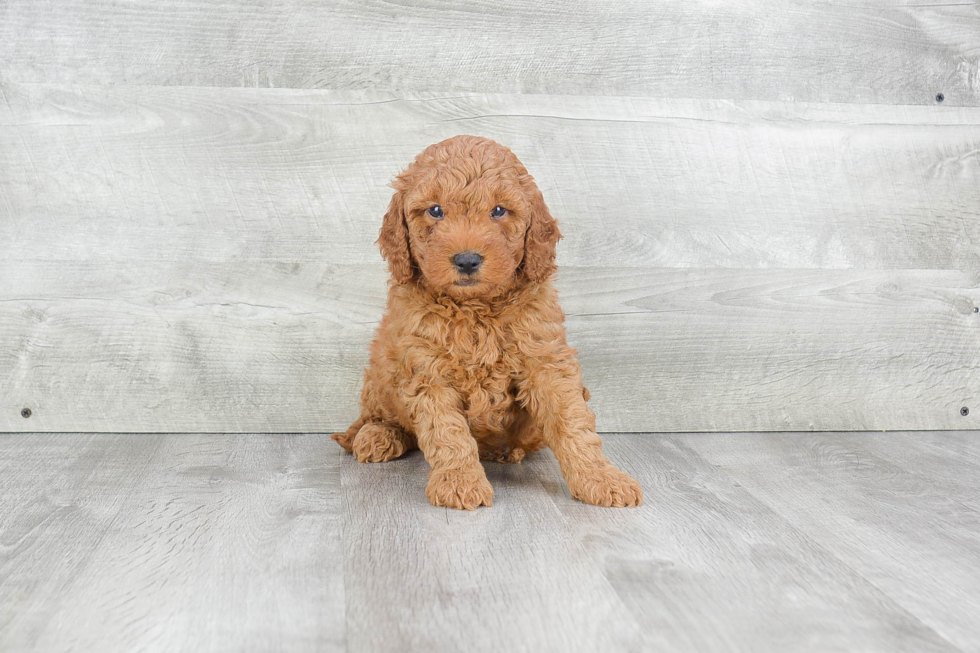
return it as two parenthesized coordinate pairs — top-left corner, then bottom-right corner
(452, 251), (484, 275)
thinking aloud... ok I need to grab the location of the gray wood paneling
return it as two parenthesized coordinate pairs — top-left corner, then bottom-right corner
(2, 261), (976, 432)
(0, 434), (163, 648)
(545, 434), (966, 653)
(342, 442), (645, 653)
(0, 433), (345, 652)
(2, 47), (979, 434)
(684, 431), (980, 653)
(1, 1), (978, 105)
(3, 83), (979, 270)
(2, 83), (978, 432)
(564, 267), (979, 432)
(5, 431), (980, 652)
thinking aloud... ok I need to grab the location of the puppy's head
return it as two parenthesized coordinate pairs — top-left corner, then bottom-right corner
(378, 135), (560, 298)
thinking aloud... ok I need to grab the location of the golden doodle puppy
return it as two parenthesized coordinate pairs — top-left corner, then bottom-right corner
(333, 135), (642, 510)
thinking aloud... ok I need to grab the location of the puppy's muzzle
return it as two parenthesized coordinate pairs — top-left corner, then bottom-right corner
(452, 251), (484, 275)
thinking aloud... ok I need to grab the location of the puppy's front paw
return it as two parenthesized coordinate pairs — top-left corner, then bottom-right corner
(426, 466), (494, 510)
(569, 464), (643, 507)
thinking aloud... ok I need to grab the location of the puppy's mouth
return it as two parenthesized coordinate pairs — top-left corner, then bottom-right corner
(454, 278), (480, 287)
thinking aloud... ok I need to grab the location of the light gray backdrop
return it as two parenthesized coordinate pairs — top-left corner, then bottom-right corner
(1, 0), (978, 432)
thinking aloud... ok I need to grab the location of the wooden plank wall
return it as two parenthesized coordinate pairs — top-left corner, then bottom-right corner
(1, 1), (978, 433)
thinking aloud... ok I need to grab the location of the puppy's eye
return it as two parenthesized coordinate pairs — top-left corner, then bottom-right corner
(427, 205), (444, 220)
(490, 205), (507, 219)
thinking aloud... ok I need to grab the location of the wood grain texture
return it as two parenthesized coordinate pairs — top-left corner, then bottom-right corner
(3, 83), (979, 270)
(0, 433), (345, 653)
(1, 1), (978, 105)
(0, 434), (163, 647)
(2, 262), (977, 433)
(341, 445), (645, 653)
(562, 267), (980, 432)
(5, 432), (980, 652)
(539, 434), (964, 652)
(684, 431), (980, 653)
(2, 86), (979, 433)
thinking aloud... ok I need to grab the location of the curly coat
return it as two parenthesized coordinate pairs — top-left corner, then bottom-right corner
(333, 135), (642, 509)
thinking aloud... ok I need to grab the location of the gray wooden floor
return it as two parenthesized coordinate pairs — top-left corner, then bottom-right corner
(2, 432), (978, 652)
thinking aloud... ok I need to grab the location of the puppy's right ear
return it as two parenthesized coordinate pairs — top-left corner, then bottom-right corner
(377, 190), (415, 284)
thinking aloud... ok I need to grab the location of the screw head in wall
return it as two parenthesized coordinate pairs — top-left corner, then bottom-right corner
(962, 407), (971, 417)
(936, 93), (945, 103)
(21, 408), (32, 418)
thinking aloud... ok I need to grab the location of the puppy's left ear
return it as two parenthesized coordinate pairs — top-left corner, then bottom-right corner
(520, 185), (562, 283)
(377, 189), (415, 284)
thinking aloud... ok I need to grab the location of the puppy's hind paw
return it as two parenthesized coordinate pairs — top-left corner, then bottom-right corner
(331, 430), (356, 452)
(352, 423), (412, 463)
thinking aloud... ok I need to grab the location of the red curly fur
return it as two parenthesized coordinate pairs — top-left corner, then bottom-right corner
(333, 135), (642, 510)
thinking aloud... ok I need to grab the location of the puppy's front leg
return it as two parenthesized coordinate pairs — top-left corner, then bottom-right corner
(521, 353), (642, 507)
(404, 382), (493, 510)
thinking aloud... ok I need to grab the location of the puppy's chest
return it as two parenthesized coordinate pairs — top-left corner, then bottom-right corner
(441, 323), (518, 386)
(438, 322), (522, 422)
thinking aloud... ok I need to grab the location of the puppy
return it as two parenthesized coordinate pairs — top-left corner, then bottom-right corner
(333, 135), (642, 510)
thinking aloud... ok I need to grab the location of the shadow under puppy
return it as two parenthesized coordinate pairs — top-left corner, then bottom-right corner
(333, 135), (642, 510)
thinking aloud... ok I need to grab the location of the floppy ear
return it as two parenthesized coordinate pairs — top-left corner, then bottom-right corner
(377, 190), (415, 284)
(520, 186), (562, 283)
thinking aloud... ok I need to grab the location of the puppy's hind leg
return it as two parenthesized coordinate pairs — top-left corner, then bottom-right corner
(332, 417), (416, 462)
(352, 421), (417, 463)
(331, 417), (364, 452)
